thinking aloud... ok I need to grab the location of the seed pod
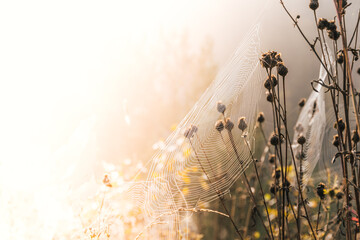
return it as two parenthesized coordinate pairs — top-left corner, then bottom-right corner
(297, 135), (306, 145)
(269, 154), (276, 164)
(334, 118), (346, 132)
(317, 18), (329, 30)
(352, 130), (360, 144)
(316, 182), (326, 200)
(273, 168), (281, 179)
(238, 117), (247, 131)
(275, 53), (282, 62)
(217, 101), (226, 114)
(336, 51), (344, 64)
(266, 91), (273, 102)
(270, 133), (279, 145)
(215, 120), (225, 132)
(298, 98), (306, 107)
(309, 0), (319, 10)
(225, 118), (234, 131)
(332, 135), (340, 147)
(257, 112), (265, 123)
(260, 51), (278, 69)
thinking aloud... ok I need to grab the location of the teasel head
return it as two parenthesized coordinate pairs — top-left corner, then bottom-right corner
(334, 118), (346, 132)
(237, 117), (247, 132)
(352, 130), (360, 144)
(336, 51), (344, 64)
(217, 101), (226, 114)
(266, 91), (273, 102)
(270, 133), (279, 146)
(316, 182), (326, 200)
(332, 134), (340, 147)
(309, 0), (319, 10)
(277, 62), (288, 77)
(298, 98), (306, 108)
(297, 135), (306, 145)
(215, 120), (225, 132)
(257, 112), (265, 124)
(225, 118), (234, 131)
(317, 18), (329, 30)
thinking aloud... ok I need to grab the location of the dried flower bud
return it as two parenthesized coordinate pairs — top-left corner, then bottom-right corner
(332, 134), (340, 147)
(269, 154), (276, 164)
(257, 112), (265, 123)
(352, 130), (360, 144)
(336, 51), (344, 64)
(184, 125), (198, 139)
(297, 135), (306, 145)
(327, 20), (337, 31)
(217, 101), (226, 114)
(215, 120), (225, 132)
(277, 62), (288, 77)
(298, 98), (306, 107)
(260, 51), (278, 69)
(275, 53), (282, 62)
(270, 184), (278, 195)
(328, 30), (340, 41)
(270, 133), (279, 146)
(238, 117), (247, 131)
(334, 118), (346, 132)
(357, 67), (360, 75)
(317, 18), (329, 30)
(266, 91), (273, 102)
(309, 0), (319, 10)
(316, 182), (326, 200)
(264, 75), (277, 90)
(225, 118), (234, 131)
(336, 191), (344, 199)
(273, 168), (281, 179)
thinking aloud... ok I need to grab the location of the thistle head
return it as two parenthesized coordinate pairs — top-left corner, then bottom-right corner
(237, 117), (247, 131)
(276, 62), (288, 77)
(334, 118), (346, 132)
(225, 118), (234, 131)
(317, 18), (329, 30)
(332, 134), (340, 147)
(297, 135), (306, 145)
(270, 133), (279, 146)
(309, 0), (319, 10)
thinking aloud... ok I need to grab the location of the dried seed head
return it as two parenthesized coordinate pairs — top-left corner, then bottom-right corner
(336, 51), (344, 64)
(266, 91), (273, 102)
(270, 133), (279, 146)
(257, 112), (265, 123)
(358, 67), (360, 75)
(263, 74), (277, 90)
(317, 18), (329, 30)
(297, 135), (306, 145)
(332, 134), (340, 147)
(327, 20), (337, 31)
(329, 189), (335, 198)
(298, 98), (306, 107)
(270, 184), (278, 195)
(225, 118), (234, 131)
(215, 120), (225, 132)
(184, 125), (198, 139)
(237, 117), (247, 131)
(269, 154), (276, 164)
(260, 51), (278, 69)
(334, 118), (346, 132)
(309, 0), (319, 10)
(275, 53), (282, 62)
(352, 130), (360, 144)
(217, 101), (226, 114)
(273, 168), (281, 180)
(328, 30), (340, 41)
(316, 182), (326, 200)
(277, 62), (288, 77)
(336, 191), (344, 199)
